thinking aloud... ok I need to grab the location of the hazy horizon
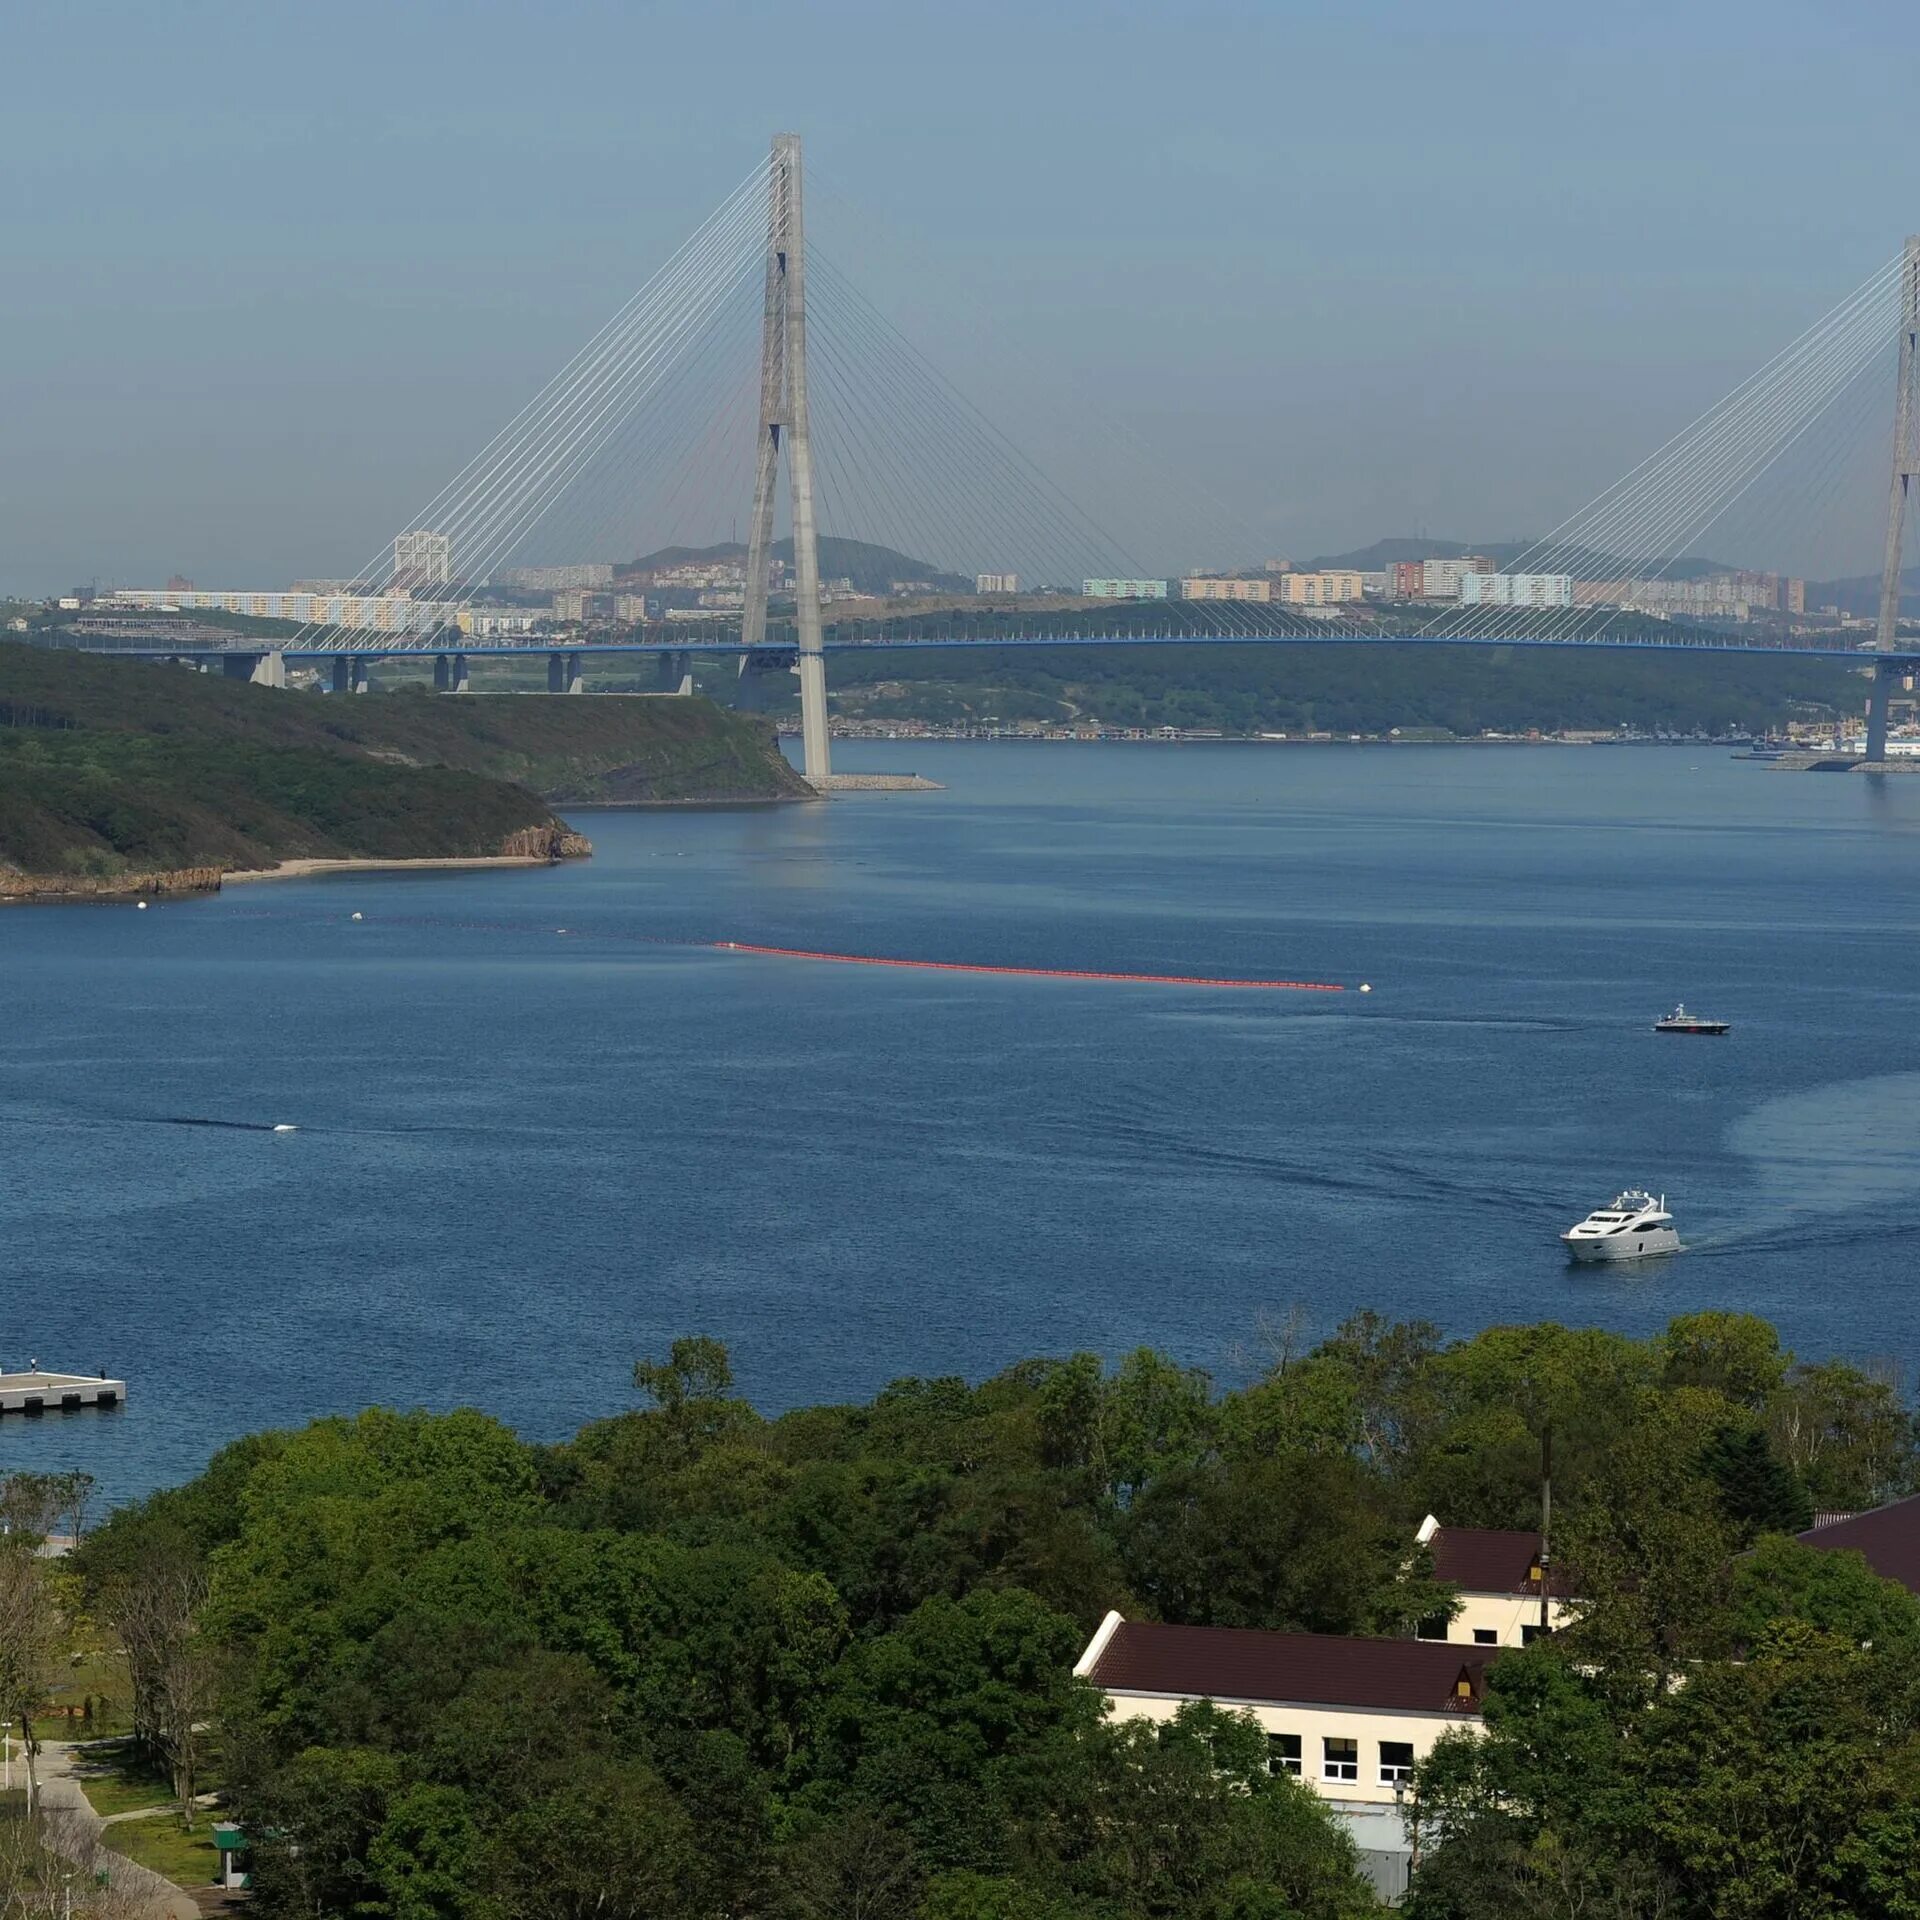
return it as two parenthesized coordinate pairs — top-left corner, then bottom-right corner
(5, 0), (1916, 597)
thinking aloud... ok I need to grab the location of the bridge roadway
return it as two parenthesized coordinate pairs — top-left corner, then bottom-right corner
(54, 626), (1913, 665)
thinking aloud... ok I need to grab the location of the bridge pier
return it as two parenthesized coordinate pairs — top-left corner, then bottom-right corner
(433, 653), (451, 692)
(1864, 658), (1911, 761)
(351, 657), (371, 695)
(452, 652), (470, 693)
(546, 651), (584, 694)
(225, 650), (286, 688)
(652, 649), (690, 692)
(331, 657), (350, 694)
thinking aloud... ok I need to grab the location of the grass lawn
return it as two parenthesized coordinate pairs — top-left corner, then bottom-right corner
(32, 1648), (134, 1741)
(71, 1741), (172, 1819)
(107, 1815), (221, 1888)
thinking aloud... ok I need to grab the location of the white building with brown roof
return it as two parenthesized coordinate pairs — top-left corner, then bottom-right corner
(1414, 1514), (1576, 1648)
(1074, 1612), (1489, 1897)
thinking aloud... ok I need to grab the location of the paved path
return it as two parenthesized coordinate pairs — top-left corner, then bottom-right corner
(34, 1738), (202, 1920)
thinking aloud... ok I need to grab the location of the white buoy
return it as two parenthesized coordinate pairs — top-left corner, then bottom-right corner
(351, 911), (363, 922)
(272, 1124), (298, 1133)
(136, 901), (148, 910)
(1359, 983), (1372, 994)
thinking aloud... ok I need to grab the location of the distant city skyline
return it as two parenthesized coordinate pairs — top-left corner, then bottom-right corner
(4, 0), (1917, 596)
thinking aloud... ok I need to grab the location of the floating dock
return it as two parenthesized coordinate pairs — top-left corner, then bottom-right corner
(0, 1369), (125, 1414)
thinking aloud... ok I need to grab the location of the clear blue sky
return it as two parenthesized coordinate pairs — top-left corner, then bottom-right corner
(4, 0), (1915, 593)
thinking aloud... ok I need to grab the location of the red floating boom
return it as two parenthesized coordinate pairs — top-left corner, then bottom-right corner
(712, 942), (1344, 992)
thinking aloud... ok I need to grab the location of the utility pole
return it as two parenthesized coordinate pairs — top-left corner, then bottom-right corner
(1867, 235), (1920, 763)
(740, 132), (831, 788)
(1537, 1421), (1553, 1643)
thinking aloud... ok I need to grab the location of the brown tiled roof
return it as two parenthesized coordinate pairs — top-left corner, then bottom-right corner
(1428, 1526), (1572, 1598)
(1798, 1493), (1920, 1595)
(1085, 1620), (1487, 1715)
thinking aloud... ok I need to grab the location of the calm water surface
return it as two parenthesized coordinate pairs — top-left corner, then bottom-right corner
(6, 741), (1920, 1505)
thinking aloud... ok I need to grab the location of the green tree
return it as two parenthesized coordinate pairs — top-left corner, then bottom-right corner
(1699, 1423), (1813, 1542)
(631, 1335), (758, 1461)
(1120, 1454), (1432, 1634)
(1660, 1312), (1790, 1410)
(1036, 1701), (1375, 1920)
(814, 1587), (1098, 1872)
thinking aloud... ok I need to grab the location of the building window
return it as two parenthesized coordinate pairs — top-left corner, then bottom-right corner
(1380, 1741), (1415, 1786)
(1521, 1622), (1550, 1646)
(1267, 1733), (1301, 1777)
(1415, 1613), (1450, 1642)
(1323, 1737), (1358, 1783)
(1473, 1628), (1498, 1645)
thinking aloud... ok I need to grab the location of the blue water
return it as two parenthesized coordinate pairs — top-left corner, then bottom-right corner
(6, 741), (1920, 1507)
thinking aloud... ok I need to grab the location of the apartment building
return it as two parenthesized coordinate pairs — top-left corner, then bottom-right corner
(1458, 571), (1574, 609)
(1273, 569), (1366, 606)
(1082, 579), (1169, 599)
(1180, 576), (1271, 602)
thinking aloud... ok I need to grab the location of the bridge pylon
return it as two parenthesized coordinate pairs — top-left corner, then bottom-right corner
(1867, 234), (1920, 762)
(740, 133), (830, 788)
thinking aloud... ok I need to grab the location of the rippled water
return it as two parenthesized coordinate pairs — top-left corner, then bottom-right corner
(5, 740), (1919, 1505)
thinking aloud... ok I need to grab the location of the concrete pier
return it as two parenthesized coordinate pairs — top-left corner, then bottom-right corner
(0, 1369), (125, 1414)
(547, 651), (584, 694)
(433, 653), (451, 692)
(225, 650), (286, 688)
(452, 652), (470, 692)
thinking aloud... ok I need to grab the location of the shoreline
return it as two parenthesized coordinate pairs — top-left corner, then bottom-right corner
(223, 854), (559, 885)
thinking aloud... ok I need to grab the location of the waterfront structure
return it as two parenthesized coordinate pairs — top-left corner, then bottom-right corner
(0, 1366), (125, 1414)
(1412, 1516), (1574, 1646)
(1082, 578), (1168, 600)
(1181, 576), (1272, 602)
(392, 530), (452, 586)
(740, 132), (830, 785)
(495, 563), (613, 590)
(1459, 571), (1574, 609)
(976, 573), (1020, 595)
(1076, 1612), (1484, 1897)
(1273, 569), (1366, 606)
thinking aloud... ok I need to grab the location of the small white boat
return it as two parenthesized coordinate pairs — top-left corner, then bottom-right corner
(1561, 1189), (1681, 1262)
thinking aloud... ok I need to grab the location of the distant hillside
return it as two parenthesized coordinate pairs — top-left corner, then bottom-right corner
(0, 644), (806, 895)
(1804, 564), (1920, 619)
(623, 537), (969, 596)
(799, 640), (1860, 737)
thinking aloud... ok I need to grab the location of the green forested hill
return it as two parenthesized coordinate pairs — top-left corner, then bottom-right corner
(811, 641), (1860, 735)
(0, 643), (806, 887)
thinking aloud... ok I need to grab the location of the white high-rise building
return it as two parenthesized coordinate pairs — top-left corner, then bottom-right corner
(393, 531), (452, 586)
(976, 573), (1020, 595)
(1458, 572), (1574, 609)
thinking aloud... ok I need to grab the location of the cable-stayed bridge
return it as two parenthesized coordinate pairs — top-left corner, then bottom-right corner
(67, 136), (1920, 770)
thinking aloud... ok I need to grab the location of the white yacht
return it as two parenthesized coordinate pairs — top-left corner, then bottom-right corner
(1561, 1190), (1682, 1262)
